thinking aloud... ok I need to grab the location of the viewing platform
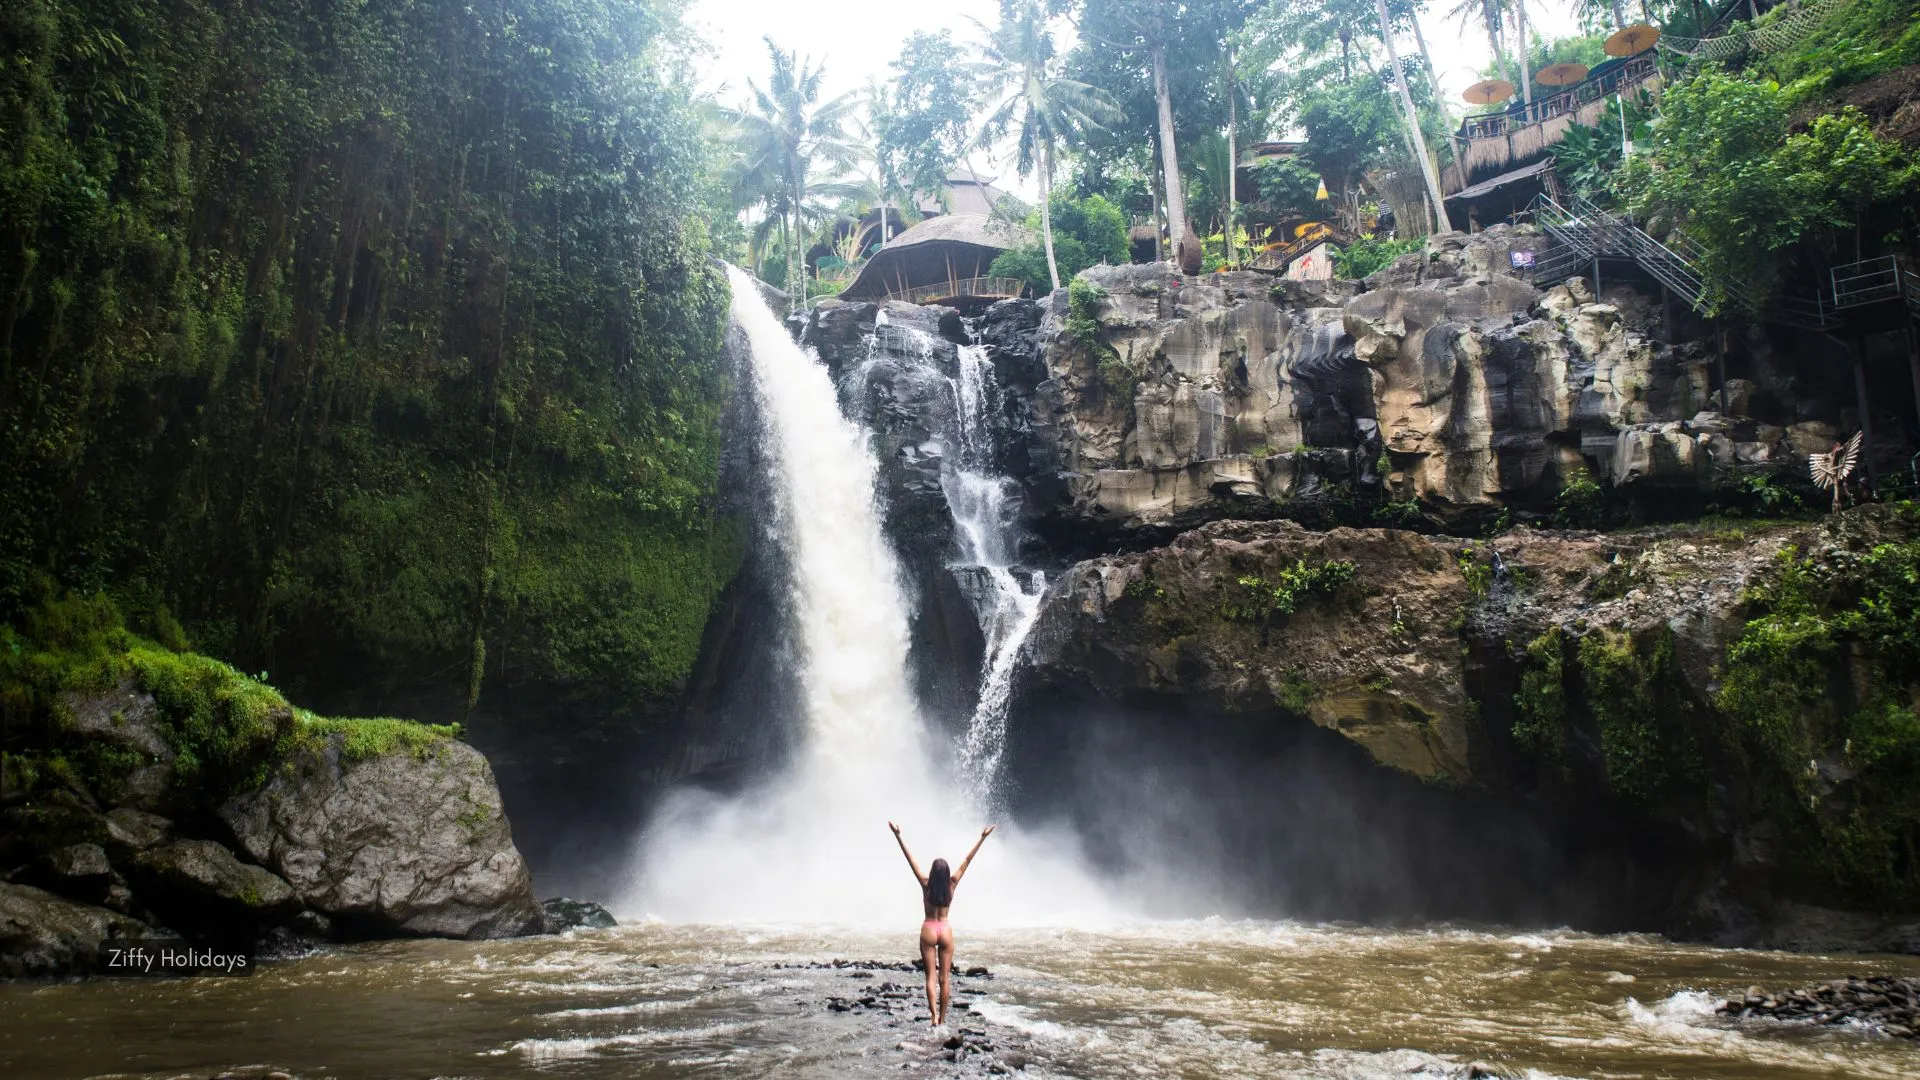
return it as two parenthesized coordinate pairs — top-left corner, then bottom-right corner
(1442, 52), (1661, 196)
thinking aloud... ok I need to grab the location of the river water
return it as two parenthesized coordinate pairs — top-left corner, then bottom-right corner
(4, 921), (1919, 1079)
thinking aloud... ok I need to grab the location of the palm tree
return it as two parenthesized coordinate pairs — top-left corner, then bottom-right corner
(972, 1), (1123, 291)
(734, 38), (864, 308)
(857, 78), (922, 248)
(1377, 0), (1449, 232)
(1447, 0), (1511, 85)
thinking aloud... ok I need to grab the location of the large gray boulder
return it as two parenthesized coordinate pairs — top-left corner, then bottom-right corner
(220, 732), (542, 939)
(0, 881), (154, 978)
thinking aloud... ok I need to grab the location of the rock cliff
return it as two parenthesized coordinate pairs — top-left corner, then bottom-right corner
(1013, 505), (1920, 947)
(973, 228), (1870, 541)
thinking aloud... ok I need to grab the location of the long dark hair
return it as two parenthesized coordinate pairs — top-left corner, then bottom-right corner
(924, 858), (952, 907)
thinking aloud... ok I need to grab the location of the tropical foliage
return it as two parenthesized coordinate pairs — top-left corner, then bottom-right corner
(974, 0), (1123, 289)
(1617, 72), (1917, 310)
(989, 192), (1131, 288)
(730, 40), (866, 303)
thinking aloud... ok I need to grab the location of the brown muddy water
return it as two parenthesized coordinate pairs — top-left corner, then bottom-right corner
(3, 922), (1919, 1079)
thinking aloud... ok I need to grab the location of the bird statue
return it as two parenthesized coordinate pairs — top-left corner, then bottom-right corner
(1808, 431), (1864, 513)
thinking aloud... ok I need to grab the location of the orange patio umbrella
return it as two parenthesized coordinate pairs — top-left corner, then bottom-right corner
(1462, 79), (1515, 106)
(1536, 62), (1590, 87)
(1604, 24), (1660, 57)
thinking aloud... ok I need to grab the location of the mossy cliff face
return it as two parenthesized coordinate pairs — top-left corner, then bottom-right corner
(0, 0), (736, 735)
(1, 593), (541, 974)
(1017, 506), (1920, 947)
(1025, 520), (1479, 781)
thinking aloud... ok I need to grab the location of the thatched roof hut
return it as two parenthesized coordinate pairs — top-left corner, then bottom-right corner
(838, 213), (1032, 310)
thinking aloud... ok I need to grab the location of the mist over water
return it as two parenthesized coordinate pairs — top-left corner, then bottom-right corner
(622, 268), (1109, 927)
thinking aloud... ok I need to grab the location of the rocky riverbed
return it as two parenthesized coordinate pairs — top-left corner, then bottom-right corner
(1720, 976), (1920, 1038)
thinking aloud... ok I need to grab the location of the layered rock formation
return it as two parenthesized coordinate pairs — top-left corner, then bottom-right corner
(969, 227), (1869, 540)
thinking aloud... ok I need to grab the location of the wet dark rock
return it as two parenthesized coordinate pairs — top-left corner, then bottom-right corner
(129, 839), (300, 936)
(540, 896), (617, 932)
(17, 842), (116, 906)
(102, 808), (172, 857)
(1717, 975), (1920, 1038)
(56, 678), (180, 814)
(0, 881), (156, 978)
(220, 731), (543, 939)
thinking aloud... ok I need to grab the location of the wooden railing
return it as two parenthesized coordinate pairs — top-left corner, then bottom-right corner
(883, 276), (1025, 305)
(1446, 53), (1661, 192)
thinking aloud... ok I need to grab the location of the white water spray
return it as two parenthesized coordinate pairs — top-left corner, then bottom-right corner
(623, 268), (1107, 927)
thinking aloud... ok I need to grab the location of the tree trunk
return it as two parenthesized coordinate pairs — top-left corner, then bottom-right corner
(1516, 0), (1533, 108)
(1225, 48), (1237, 268)
(1377, 0), (1449, 234)
(1040, 140), (1061, 290)
(1485, 2), (1510, 84)
(1612, 0), (1628, 26)
(1410, 15), (1441, 103)
(1152, 40), (1194, 273)
(1150, 128), (1166, 262)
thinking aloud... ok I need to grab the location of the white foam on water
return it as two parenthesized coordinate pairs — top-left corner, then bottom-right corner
(512, 1018), (769, 1062)
(1623, 988), (1726, 1041)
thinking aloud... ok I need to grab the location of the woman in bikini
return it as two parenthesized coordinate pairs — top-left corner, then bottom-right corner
(888, 821), (995, 1027)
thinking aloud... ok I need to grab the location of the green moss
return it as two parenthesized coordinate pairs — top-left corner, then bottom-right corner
(1277, 672), (1316, 714)
(455, 803), (495, 834)
(3, 590), (458, 806)
(1713, 535), (1920, 906)
(1579, 629), (1686, 801)
(1512, 627), (1568, 758)
(1456, 548), (1493, 598)
(122, 645), (296, 798)
(1219, 559), (1358, 624)
(0, 0), (735, 713)
(299, 713), (459, 764)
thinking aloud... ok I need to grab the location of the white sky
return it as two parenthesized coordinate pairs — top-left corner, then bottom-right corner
(685, 0), (1582, 201)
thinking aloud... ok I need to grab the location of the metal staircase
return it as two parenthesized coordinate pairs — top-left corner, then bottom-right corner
(1523, 194), (1918, 333)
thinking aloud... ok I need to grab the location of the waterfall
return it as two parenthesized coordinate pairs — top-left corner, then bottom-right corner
(623, 268), (1105, 927)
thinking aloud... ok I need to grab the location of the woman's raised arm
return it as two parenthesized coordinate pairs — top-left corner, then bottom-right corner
(953, 825), (996, 884)
(888, 821), (928, 887)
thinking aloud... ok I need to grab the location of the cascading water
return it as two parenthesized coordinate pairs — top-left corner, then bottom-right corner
(623, 268), (1104, 926)
(939, 345), (1046, 804)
